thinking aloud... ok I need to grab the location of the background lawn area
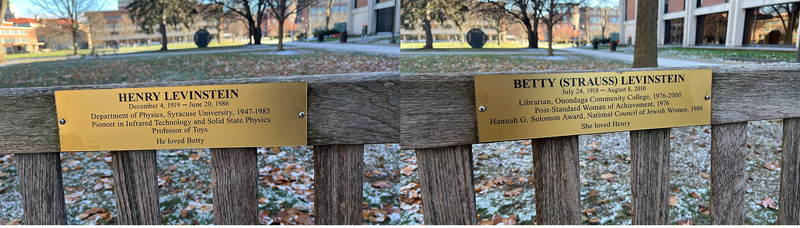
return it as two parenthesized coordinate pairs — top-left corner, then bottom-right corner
(401, 53), (630, 73)
(658, 47), (796, 62)
(0, 49), (398, 88)
(4, 41), (249, 60)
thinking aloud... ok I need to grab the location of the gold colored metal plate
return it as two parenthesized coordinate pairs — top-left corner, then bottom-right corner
(55, 82), (307, 151)
(475, 69), (712, 142)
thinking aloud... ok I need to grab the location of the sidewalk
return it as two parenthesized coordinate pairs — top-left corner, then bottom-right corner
(285, 41), (400, 56)
(560, 47), (730, 67)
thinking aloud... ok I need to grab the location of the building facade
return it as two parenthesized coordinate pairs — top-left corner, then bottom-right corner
(0, 21), (40, 54)
(347, 0), (400, 35)
(621, 0), (800, 47)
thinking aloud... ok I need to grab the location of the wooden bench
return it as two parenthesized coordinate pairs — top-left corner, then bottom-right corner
(0, 72), (399, 225)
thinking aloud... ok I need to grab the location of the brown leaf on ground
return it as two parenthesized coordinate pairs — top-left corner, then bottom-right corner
(372, 180), (391, 189)
(588, 141), (598, 148)
(6, 219), (21, 225)
(491, 215), (502, 224)
(598, 199), (610, 204)
(589, 217), (599, 223)
(677, 219), (693, 225)
(181, 209), (187, 218)
(259, 211), (272, 225)
(86, 207), (101, 214)
(502, 215), (517, 225)
(168, 165), (178, 171)
(504, 190), (521, 197)
(698, 205), (710, 215)
(600, 173), (613, 180)
(401, 164), (416, 176)
(0, 170), (9, 178)
(688, 135), (701, 140)
(690, 192), (700, 198)
(478, 220), (494, 225)
(588, 155), (596, 161)
(582, 208), (597, 215)
(188, 154), (200, 160)
(701, 173), (710, 180)
(493, 176), (510, 185)
(587, 190), (600, 198)
(756, 196), (777, 209)
(669, 196), (679, 206)
(763, 161), (781, 171)
(673, 189), (681, 193)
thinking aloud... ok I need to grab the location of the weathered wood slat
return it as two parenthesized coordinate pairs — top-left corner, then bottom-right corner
(416, 145), (476, 225)
(0, 72), (399, 154)
(210, 148), (258, 225)
(630, 128), (671, 224)
(532, 136), (580, 225)
(313, 145), (364, 225)
(710, 122), (748, 225)
(17, 153), (67, 225)
(780, 117), (800, 224)
(112, 150), (160, 225)
(401, 65), (800, 149)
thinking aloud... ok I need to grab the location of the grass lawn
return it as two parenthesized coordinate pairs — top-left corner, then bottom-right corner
(4, 41), (249, 60)
(658, 47), (796, 62)
(0, 49), (398, 88)
(401, 53), (630, 73)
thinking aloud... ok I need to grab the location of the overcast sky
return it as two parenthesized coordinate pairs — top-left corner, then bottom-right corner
(11, 0), (118, 18)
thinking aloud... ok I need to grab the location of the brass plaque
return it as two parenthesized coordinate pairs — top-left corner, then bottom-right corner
(55, 82), (307, 151)
(475, 69), (712, 142)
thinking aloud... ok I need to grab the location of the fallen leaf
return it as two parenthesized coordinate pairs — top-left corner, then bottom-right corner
(701, 173), (710, 180)
(504, 190), (521, 197)
(600, 173), (613, 180)
(598, 199), (610, 204)
(587, 190), (599, 198)
(690, 192), (699, 198)
(583, 208), (597, 215)
(181, 209), (187, 218)
(477, 154), (489, 160)
(763, 161), (780, 171)
(589, 217), (599, 223)
(698, 205), (710, 215)
(6, 219), (20, 225)
(169, 165), (178, 171)
(673, 189), (681, 193)
(756, 196), (777, 209)
(188, 154), (200, 160)
(588, 155), (596, 161)
(669, 196), (679, 206)
(688, 135), (701, 140)
(86, 207), (101, 214)
(372, 180), (391, 189)
(492, 176), (510, 185)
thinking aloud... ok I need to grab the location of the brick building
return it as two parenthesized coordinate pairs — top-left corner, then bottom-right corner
(620, 0), (800, 47)
(0, 21), (41, 54)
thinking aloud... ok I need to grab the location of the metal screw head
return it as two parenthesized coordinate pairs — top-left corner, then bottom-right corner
(299, 112), (306, 118)
(59, 119), (66, 125)
(705, 95), (711, 100)
(479, 106), (486, 112)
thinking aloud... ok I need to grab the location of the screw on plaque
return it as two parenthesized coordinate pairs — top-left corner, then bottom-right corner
(299, 112), (306, 118)
(59, 119), (66, 125)
(705, 95), (711, 100)
(479, 106), (486, 112)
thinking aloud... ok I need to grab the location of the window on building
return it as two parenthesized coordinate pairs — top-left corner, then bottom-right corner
(664, 18), (683, 45)
(1, 38), (29, 43)
(743, 3), (799, 46)
(105, 15), (121, 20)
(695, 12), (727, 45)
(590, 17), (599, 23)
(297, 10), (303, 16)
(609, 18), (618, 23)
(340, 6), (347, 12)
(318, 7), (325, 14)
(333, 6), (340, 13)
(310, 8), (316, 15)
(0, 30), (27, 35)
(310, 17), (316, 22)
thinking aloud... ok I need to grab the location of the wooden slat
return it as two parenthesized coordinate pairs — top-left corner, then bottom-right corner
(710, 122), (748, 225)
(416, 145), (476, 225)
(532, 136), (580, 225)
(112, 150), (160, 225)
(780, 117), (800, 224)
(210, 148), (258, 225)
(17, 152), (67, 225)
(0, 72), (399, 154)
(313, 145), (364, 225)
(400, 65), (800, 149)
(630, 128), (671, 224)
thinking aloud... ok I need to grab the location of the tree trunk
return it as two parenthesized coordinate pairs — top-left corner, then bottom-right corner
(247, 19), (256, 44)
(217, 18), (223, 44)
(523, 20), (536, 48)
(0, 0), (7, 63)
(547, 24), (554, 56)
(532, 17), (540, 48)
(160, 16), (168, 51)
(633, 0), (658, 67)
(423, 18), (433, 49)
(73, 26), (80, 55)
(277, 21), (285, 51)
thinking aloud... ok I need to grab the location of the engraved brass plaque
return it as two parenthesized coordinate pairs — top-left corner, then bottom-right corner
(55, 82), (307, 151)
(475, 69), (712, 142)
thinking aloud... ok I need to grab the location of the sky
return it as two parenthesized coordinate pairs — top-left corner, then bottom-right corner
(10, 0), (118, 18)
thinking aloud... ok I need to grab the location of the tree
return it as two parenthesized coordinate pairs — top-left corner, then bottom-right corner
(480, 3), (509, 45)
(540, 0), (580, 56)
(487, 0), (545, 49)
(264, 0), (314, 51)
(208, 0), (268, 45)
(0, 0), (6, 63)
(322, 0), (333, 30)
(31, 0), (107, 55)
(594, 0), (614, 39)
(450, 2), (474, 44)
(86, 13), (108, 51)
(127, 0), (198, 51)
(200, 3), (233, 43)
(402, 0), (467, 49)
(117, 13), (137, 45)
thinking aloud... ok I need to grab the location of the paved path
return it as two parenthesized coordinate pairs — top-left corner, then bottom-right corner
(6, 45), (276, 64)
(284, 41), (400, 56)
(559, 47), (731, 67)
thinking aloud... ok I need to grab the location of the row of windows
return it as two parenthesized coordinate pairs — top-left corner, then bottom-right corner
(306, 6), (348, 16)
(0, 30), (28, 35)
(588, 17), (619, 24)
(2, 38), (29, 43)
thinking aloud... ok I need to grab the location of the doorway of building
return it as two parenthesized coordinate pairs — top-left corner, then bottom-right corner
(375, 7), (394, 33)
